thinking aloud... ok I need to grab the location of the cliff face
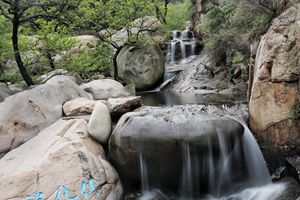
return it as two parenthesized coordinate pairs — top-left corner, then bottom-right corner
(249, 4), (300, 147)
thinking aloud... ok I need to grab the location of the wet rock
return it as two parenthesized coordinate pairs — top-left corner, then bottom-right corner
(271, 167), (287, 181)
(109, 106), (244, 191)
(81, 79), (130, 100)
(63, 98), (97, 116)
(0, 76), (90, 156)
(286, 156), (300, 182)
(138, 190), (168, 200)
(88, 102), (112, 144)
(117, 44), (165, 90)
(107, 96), (142, 117)
(0, 119), (122, 200)
(277, 177), (300, 200)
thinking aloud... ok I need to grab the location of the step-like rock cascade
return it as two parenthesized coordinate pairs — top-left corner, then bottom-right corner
(109, 106), (286, 199)
(166, 30), (199, 64)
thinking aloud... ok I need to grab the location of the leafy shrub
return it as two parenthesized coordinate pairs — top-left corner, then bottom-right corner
(201, 0), (273, 73)
(60, 43), (111, 79)
(166, 0), (191, 30)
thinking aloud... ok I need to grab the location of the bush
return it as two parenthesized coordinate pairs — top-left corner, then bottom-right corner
(165, 0), (191, 30)
(201, 0), (274, 73)
(59, 42), (111, 79)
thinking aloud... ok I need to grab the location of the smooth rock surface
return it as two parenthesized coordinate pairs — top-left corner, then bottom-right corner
(63, 97), (97, 116)
(0, 76), (90, 156)
(0, 119), (122, 200)
(107, 96), (142, 117)
(38, 69), (83, 84)
(117, 44), (165, 90)
(109, 106), (244, 191)
(249, 4), (300, 146)
(81, 79), (130, 100)
(88, 102), (112, 144)
(0, 82), (12, 102)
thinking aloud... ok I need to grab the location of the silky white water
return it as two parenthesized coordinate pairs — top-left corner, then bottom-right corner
(137, 120), (287, 200)
(168, 30), (198, 64)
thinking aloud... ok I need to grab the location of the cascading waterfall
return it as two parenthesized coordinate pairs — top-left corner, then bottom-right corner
(168, 30), (198, 64)
(139, 153), (150, 193)
(138, 121), (286, 200)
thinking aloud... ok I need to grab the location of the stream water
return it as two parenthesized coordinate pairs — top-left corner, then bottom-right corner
(134, 123), (286, 200)
(124, 30), (287, 200)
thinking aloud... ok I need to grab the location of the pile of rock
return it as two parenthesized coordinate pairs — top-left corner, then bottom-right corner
(0, 76), (142, 199)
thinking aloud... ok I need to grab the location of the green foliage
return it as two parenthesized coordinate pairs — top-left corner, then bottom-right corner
(61, 43), (111, 79)
(0, 16), (12, 68)
(165, 0), (191, 30)
(202, 4), (235, 33)
(0, 68), (23, 84)
(201, 0), (273, 69)
(36, 20), (75, 58)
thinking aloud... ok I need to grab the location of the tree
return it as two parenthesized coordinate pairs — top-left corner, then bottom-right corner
(74, 0), (160, 80)
(0, 0), (79, 86)
(152, 0), (171, 24)
(35, 20), (75, 70)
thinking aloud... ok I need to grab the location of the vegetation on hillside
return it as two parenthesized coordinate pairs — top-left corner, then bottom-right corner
(1, 0), (297, 86)
(0, 0), (191, 86)
(198, 0), (299, 79)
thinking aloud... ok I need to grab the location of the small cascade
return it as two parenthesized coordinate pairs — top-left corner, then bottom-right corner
(167, 30), (198, 64)
(139, 153), (150, 193)
(136, 121), (286, 200)
(181, 142), (193, 198)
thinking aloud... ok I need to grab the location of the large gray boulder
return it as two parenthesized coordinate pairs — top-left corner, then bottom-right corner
(81, 79), (130, 100)
(117, 44), (165, 90)
(108, 106), (244, 191)
(38, 69), (83, 84)
(0, 76), (90, 156)
(0, 119), (123, 200)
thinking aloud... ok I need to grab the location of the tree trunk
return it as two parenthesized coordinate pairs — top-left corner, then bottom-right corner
(163, 0), (169, 24)
(113, 46), (124, 81)
(46, 52), (55, 70)
(12, 15), (34, 86)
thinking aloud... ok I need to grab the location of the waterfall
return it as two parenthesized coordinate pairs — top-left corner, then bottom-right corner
(168, 30), (198, 64)
(139, 153), (150, 193)
(178, 121), (285, 199)
(181, 142), (193, 198)
(136, 121), (286, 200)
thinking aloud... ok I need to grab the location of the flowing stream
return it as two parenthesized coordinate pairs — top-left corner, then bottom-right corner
(136, 121), (286, 200)
(167, 30), (198, 64)
(129, 30), (287, 200)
